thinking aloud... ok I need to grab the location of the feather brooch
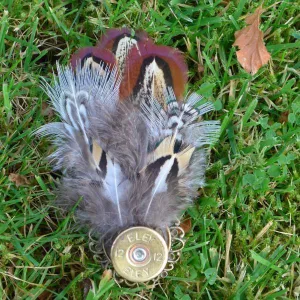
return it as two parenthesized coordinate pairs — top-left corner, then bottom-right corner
(38, 28), (220, 283)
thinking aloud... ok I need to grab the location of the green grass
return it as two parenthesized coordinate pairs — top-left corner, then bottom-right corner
(0, 0), (299, 299)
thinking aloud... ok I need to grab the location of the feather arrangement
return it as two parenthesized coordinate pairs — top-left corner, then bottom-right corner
(38, 28), (220, 282)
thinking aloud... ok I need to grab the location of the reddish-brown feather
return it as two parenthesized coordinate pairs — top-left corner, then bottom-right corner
(70, 47), (116, 70)
(120, 41), (188, 102)
(70, 28), (188, 105)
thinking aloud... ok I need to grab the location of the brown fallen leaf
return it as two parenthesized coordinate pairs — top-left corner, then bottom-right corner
(8, 173), (29, 186)
(180, 218), (192, 234)
(233, 6), (271, 74)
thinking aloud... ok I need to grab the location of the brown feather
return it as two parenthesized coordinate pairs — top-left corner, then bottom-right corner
(120, 42), (188, 105)
(71, 47), (117, 71)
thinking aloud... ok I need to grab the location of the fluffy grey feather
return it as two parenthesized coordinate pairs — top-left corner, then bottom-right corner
(38, 63), (220, 249)
(88, 101), (149, 176)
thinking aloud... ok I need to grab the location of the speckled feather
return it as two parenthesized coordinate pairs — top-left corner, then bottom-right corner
(38, 29), (220, 248)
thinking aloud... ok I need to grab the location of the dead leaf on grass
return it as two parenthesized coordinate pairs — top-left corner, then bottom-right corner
(8, 173), (29, 186)
(233, 6), (271, 74)
(180, 218), (192, 234)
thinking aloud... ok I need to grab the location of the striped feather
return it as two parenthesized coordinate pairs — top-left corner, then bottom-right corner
(97, 28), (149, 75)
(120, 42), (188, 105)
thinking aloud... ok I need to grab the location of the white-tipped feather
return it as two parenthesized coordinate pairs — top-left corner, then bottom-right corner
(40, 63), (120, 118)
(37, 63), (120, 172)
(140, 88), (220, 219)
(102, 155), (131, 226)
(141, 88), (220, 149)
(115, 35), (139, 75)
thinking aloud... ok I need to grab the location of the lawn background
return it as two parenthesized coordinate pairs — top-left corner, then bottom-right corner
(0, 0), (299, 299)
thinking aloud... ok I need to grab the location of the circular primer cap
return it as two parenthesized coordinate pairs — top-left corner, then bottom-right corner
(110, 227), (169, 283)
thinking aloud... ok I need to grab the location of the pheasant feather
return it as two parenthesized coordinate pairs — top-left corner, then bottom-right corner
(38, 29), (220, 252)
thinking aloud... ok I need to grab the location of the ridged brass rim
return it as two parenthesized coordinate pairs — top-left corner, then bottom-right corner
(110, 227), (169, 283)
(88, 223), (186, 285)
